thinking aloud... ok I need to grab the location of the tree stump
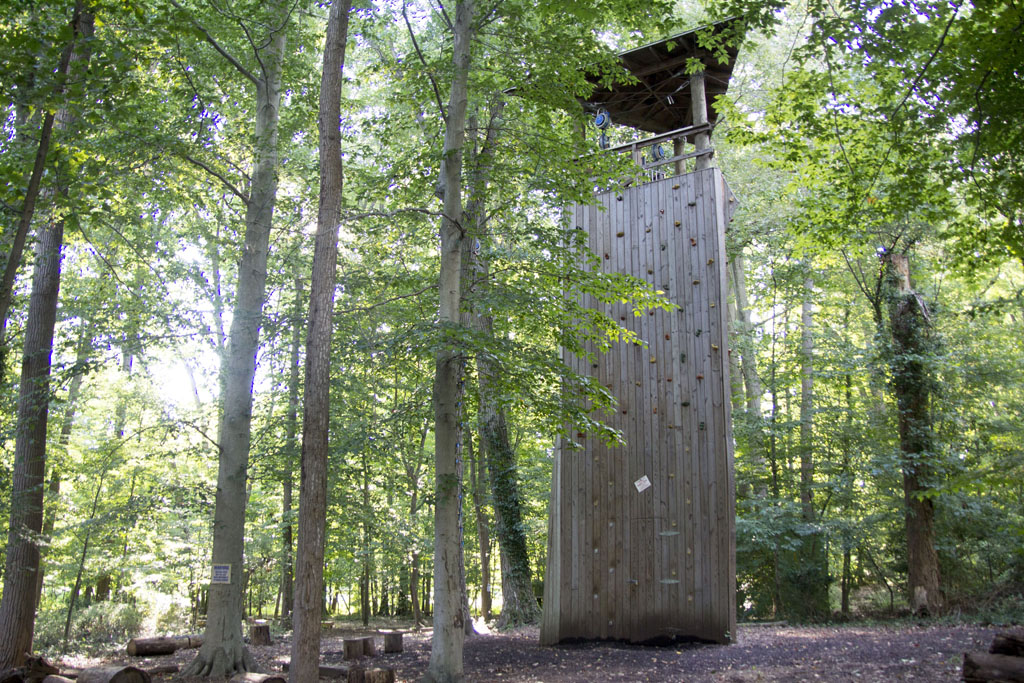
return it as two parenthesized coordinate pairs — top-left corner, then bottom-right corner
(250, 623), (272, 646)
(365, 669), (396, 683)
(228, 674), (285, 683)
(76, 667), (151, 683)
(346, 666), (364, 683)
(361, 636), (377, 657)
(383, 632), (403, 653)
(343, 638), (365, 660)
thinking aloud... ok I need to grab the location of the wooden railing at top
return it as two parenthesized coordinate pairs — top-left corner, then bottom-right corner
(605, 122), (713, 175)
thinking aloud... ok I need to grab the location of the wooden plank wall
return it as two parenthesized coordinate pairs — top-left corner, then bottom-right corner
(541, 167), (736, 645)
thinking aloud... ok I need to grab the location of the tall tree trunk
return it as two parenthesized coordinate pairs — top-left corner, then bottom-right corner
(287, 3), (350, 677)
(184, 2), (288, 675)
(796, 275), (828, 617)
(361, 450), (372, 627)
(468, 434), (491, 622)
(883, 252), (943, 616)
(0, 6), (93, 667)
(0, 2), (86, 377)
(428, 1), (473, 679)
(35, 324), (91, 609)
(461, 101), (540, 629)
(279, 276), (302, 624)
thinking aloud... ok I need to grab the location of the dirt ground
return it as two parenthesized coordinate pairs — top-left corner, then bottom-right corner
(76, 621), (999, 681)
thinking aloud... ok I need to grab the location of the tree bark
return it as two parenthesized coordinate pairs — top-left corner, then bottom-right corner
(0, 2), (87, 377)
(795, 275), (829, 617)
(287, 2), (350, 680)
(884, 252), (943, 616)
(0, 4), (93, 667)
(184, 2), (288, 676)
(468, 436), (491, 622)
(428, 1), (474, 679)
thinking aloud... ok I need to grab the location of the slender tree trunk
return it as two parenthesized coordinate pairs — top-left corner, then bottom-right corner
(0, 2), (86, 376)
(883, 252), (943, 616)
(35, 325), (91, 609)
(797, 275), (829, 617)
(428, 1), (473, 680)
(279, 276), (302, 624)
(287, 4), (350, 678)
(361, 451), (372, 627)
(0, 6), (92, 667)
(185, 3), (288, 675)
(468, 435), (491, 621)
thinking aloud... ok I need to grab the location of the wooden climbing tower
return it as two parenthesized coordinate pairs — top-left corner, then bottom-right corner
(541, 19), (740, 646)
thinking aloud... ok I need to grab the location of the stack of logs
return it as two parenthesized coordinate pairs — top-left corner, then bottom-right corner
(963, 629), (1024, 682)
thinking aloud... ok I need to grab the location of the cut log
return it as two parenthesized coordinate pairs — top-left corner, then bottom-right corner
(41, 677), (74, 683)
(228, 675), (285, 683)
(346, 667), (364, 683)
(144, 665), (179, 676)
(991, 630), (1024, 657)
(383, 632), (403, 653)
(963, 651), (1024, 682)
(281, 662), (348, 679)
(361, 636), (376, 657)
(76, 666), (151, 683)
(364, 669), (395, 683)
(249, 623), (272, 646)
(343, 638), (364, 660)
(125, 635), (203, 656)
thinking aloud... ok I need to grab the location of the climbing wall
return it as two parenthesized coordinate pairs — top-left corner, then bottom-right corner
(541, 166), (736, 645)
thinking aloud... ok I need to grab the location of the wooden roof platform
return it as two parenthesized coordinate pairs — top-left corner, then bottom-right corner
(582, 18), (742, 134)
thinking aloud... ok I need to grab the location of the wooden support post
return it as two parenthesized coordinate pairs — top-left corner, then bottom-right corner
(690, 69), (711, 170)
(673, 137), (686, 175)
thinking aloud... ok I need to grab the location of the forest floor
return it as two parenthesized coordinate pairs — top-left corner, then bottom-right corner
(66, 619), (1001, 681)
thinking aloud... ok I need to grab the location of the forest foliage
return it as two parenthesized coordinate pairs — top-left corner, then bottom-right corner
(0, 0), (1021, 667)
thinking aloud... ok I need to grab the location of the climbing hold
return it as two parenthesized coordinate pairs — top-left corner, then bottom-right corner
(577, 432), (586, 438)
(680, 353), (686, 363)
(712, 344), (719, 351)
(681, 401), (690, 407)
(674, 220), (681, 227)
(710, 302), (716, 308)
(604, 253), (610, 259)
(666, 377), (672, 382)
(690, 237), (697, 246)
(707, 258), (714, 265)
(695, 329), (702, 336)
(661, 243), (667, 251)
(673, 184), (680, 190)
(652, 407), (657, 414)
(697, 373), (704, 380)
(659, 209), (665, 214)
(693, 279), (700, 285)
(688, 199), (696, 206)
(622, 409), (628, 414)
(620, 315), (626, 321)
(635, 381), (642, 387)
(650, 356), (657, 363)
(664, 334), (670, 340)
(616, 195), (623, 201)
(647, 268), (654, 274)
(699, 421), (706, 430)
(617, 231), (625, 237)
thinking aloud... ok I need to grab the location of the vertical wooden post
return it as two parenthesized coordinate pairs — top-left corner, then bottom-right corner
(690, 69), (711, 170)
(673, 138), (686, 175)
